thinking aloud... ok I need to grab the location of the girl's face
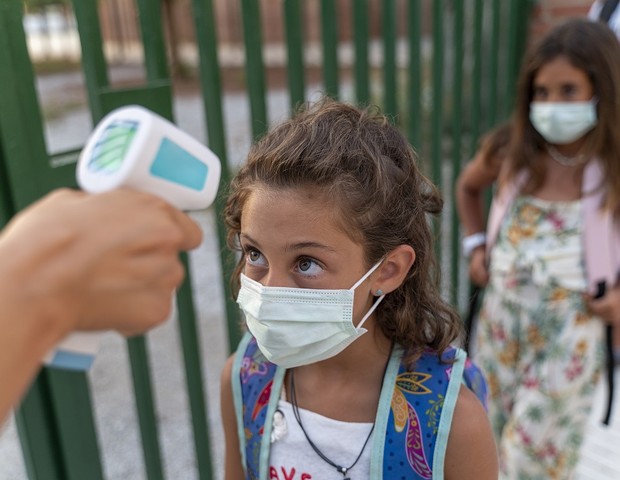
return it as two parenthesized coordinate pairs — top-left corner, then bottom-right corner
(532, 55), (594, 103)
(239, 186), (376, 325)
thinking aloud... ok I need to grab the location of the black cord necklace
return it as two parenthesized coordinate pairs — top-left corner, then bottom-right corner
(289, 369), (373, 479)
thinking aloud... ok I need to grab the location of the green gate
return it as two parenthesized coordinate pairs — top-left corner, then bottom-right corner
(0, 1), (532, 478)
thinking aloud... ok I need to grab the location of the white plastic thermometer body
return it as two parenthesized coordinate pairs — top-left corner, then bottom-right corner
(45, 105), (221, 371)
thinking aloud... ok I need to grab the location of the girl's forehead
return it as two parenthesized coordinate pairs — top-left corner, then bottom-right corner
(534, 55), (588, 81)
(240, 187), (360, 249)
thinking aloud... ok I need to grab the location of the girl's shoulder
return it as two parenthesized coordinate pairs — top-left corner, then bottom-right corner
(444, 386), (499, 479)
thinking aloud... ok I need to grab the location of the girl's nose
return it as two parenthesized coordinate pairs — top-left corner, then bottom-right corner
(262, 270), (293, 288)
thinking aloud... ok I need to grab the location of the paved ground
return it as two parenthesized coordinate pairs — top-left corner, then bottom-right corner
(1, 66), (619, 479)
(576, 372), (620, 479)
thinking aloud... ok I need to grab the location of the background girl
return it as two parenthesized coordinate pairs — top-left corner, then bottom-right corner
(456, 19), (620, 478)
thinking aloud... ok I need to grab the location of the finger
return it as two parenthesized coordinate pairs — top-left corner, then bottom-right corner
(171, 211), (203, 250)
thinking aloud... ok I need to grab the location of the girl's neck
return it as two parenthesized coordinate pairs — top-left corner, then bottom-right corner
(547, 135), (587, 158)
(308, 328), (392, 376)
(287, 332), (393, 423)
(533, 154), (584, 201)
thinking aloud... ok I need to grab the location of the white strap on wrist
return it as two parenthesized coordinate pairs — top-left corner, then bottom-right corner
(462, 232), (486, 257)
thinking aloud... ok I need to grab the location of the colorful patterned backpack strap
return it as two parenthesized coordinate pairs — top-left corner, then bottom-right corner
(462, 356), (489, 411)
(371, 345), (467, 480)
(231, 332), (285, 480)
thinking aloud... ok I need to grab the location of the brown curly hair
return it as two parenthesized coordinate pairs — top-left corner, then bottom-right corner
(224, 98), (462, 364)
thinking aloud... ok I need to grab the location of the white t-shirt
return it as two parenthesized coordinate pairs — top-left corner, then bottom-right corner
(589, 0), (620, 40)
(269, 400), (374, 480)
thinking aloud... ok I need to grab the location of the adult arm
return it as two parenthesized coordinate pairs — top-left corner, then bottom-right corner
(455, 151), (500, 286)
(444, 386), (499, 479)
(0, 188), (202, 422)
(221, 354), (245, 480)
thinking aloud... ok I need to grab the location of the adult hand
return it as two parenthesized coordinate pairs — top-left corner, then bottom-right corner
(0, 188), (202, 423)
(468, 248), (489, 287)
(0, 188), (202, 338)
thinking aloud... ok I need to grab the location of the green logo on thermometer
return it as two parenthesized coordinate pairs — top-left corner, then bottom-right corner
(88, 120), (138, 173)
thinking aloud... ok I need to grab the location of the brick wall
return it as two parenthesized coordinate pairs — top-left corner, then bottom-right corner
(95, 0), (599, 65)
(529, 0), (593, 44)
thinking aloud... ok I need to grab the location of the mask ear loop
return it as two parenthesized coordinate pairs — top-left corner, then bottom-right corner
(350, 259), (386, 330)
(356, 294), (386, 329)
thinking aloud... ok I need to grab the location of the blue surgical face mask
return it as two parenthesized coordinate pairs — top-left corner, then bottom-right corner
(236, 261), (385, 368)
(529, 99), (597, 144)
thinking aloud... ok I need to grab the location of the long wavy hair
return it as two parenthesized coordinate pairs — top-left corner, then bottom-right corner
(224, 98), (462, 364)
(508, 18), (620, 212)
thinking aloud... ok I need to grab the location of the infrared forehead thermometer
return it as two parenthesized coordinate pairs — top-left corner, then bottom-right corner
(45, 105), (221, 371)
(77, 104), (221, 210)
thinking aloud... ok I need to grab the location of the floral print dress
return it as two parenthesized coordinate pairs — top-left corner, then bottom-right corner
(474, 195), (605, 480)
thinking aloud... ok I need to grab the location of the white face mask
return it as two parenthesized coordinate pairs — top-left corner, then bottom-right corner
(236, 261), (385, 368)
(529, 100), (597, 145)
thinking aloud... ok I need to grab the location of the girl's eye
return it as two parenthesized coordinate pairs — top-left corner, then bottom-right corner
(560, 84), (577, 98)
(245, 248), (266, 266)
(296, 257), (323, 276)
(533, 86), (547, 100)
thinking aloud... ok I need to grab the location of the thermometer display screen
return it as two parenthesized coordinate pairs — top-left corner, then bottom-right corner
(88, 119), (139, 174)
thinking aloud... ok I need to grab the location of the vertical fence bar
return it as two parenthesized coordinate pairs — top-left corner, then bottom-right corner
(320, 0), (339, 99)
(241, 0), (268, 138)
(71, 0), (109, 123)
(382, 0), (397, 119)
(469, 0), (484, 157)
(284, 0), (305, 112)
(190, 0), (239, 354)
(136, 0), (169, 81)
(407, 0), (422, 149)
(431, 0), (444, 260)
(14, 374), (65, 480)
(504, 0), (520, 116)
(130, 6), (173, 478)
(138, 2), (216, 477)
(0, 140), (15, 226)
(352, 0), (370, 105)
(0, 0), (51, 208)
(450, 1), (464, 306)
(126, 337), (165, 480)
(431, 0), (443, 187)
(47, 370), (104, 480)
(175, 270), (215, 480)
(505, 0), (533, 114)
(487, 0), (501, 129)
(188, 0), (238, 475)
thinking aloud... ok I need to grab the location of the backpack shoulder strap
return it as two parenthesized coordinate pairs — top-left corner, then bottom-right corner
(371, 346), (468, 480)
(232, 332), (285, 479)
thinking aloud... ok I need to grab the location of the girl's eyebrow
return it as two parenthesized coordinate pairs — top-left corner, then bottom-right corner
(240, 233), (336, 253)
(285, 241), (337, 253)
(239, 233), (259, 246)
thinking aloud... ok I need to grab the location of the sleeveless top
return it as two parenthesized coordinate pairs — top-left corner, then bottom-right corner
(231, 332), (488, 480)
(490, 195), (587, 292)
(269, 399), (374, 479)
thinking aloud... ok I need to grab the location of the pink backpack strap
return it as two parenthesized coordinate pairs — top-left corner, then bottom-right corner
(582, 159), (619, 295)
(485, 170), (528, 257)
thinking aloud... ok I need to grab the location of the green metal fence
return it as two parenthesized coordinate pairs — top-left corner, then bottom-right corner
(0, 0), (532, 478)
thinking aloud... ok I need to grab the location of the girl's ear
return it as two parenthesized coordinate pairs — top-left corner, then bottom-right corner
(372, 245), (415, 295)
